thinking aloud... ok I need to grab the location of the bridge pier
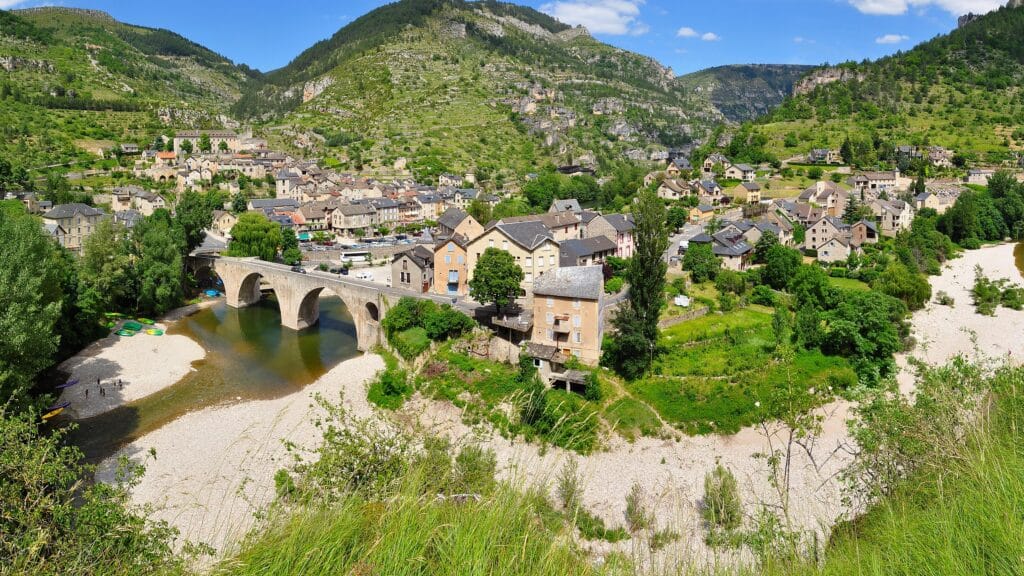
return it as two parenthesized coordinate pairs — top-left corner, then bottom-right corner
(210, 257), (389, 352)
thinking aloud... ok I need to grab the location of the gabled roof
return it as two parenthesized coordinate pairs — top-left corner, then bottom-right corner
(393, 245), (434, 268)
(559, 236), (617, 266)
(533, 266), (604, 300)
(487, 220), (555, 251)
(741, 182), (761, 191)
(43, 203), (105, 219)
(601, 213), (634, 233)
(550, 198), (582, 213)
(853, 219), (879, 234)
(732, 163), (755, 172)
(250, 198), (299, 210)
(438, 207), (470, 230)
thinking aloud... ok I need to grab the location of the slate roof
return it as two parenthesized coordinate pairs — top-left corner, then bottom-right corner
(43, 203), (105, 219)
(532, 266), (604, 300)
(393, 245), (434, 268)
(559, 236), (617, 266)
(551, 199), (582, 213)
(489, 221), (554, 250)
(602, 213), (634, 233)
(250, 198), (299, 210)
(437, 207), (470, 230)
(114, 209), (144, 229)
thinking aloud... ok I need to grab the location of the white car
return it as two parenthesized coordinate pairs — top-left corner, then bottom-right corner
(354, 271), (374, 281)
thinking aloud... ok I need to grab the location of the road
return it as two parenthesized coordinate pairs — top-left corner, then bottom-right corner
(664, 223), (705, 261)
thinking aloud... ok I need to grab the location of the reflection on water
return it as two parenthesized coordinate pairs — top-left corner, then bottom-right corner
(1016, 243), (1024, 278)
(70, 296), (359, 463)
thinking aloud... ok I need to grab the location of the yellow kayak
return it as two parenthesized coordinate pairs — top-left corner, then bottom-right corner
(42, 407), (64, 421)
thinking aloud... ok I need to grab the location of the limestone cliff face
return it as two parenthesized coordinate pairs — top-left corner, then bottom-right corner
(793, 68), (865, 95)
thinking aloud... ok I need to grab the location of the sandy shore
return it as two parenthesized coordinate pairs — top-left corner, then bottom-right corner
(95, 353), (384, 559)
(57, 304), (214, 419)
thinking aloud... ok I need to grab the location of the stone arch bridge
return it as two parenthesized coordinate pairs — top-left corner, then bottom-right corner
(189, 256), (466, 351)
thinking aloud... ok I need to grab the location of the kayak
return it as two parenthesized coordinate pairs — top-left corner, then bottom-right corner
(116, 329), (136, 337)
(104, 312), (124, 319)
(122, 321), (144, 332)
(138, 318), (155, 325)
(56, 378), (79, 389)
(145, 329), (164, 336)
(42, 407), (64, 421)
(46, 401), (71, 412)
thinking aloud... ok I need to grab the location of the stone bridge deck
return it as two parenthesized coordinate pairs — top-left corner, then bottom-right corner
(193, 256), (469, 351)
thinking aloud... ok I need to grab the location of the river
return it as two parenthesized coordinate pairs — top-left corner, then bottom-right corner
(69, 295), (359, 463)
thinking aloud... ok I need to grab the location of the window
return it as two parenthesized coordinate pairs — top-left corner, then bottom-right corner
(533, 358), (542, 368)
(445, 255), (451, 264)
(447, 243), (454, 252)
(572, 299), (580, 309)
(502, 240), (509, 250)
(574, 332), (582, 344)
(525, 256), (533, 267)
(489, 239), (494, 248)
(573, 315), (581, 328)
(546, 312), (554, 325)
(546, 329), (554, 340)
(457, 255), (464, 264)
(549, 255), (555, 266)
(547, 297), (553, 308)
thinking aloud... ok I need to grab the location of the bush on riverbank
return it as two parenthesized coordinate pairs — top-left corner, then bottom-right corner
(381, 297), (474, 359)
(0, 411), (191, 576)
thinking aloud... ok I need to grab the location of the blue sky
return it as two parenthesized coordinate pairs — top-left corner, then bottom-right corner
(1, 0), (1007, 74)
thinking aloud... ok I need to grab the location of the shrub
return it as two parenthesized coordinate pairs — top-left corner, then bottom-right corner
(650, 529), (681, 551)
(422, 304), (474, 340)
(750, 285), (776, 307)
(829, 266), (848, 278)
(556, 458), (582, 512)
(936, 291), (955, 306)
(625, 482), (653, 532)
(392, 327), (431, 359)
(702, 463), (742, 530)
(604, 276), (624, 294)
(718, 292), (738, 312)
(367, 366), (411, 409)
(452, 444), (497, 495)
(575, 508), (629, 542)
(274, 468), (296, 499)
(582, 372), (603, 403)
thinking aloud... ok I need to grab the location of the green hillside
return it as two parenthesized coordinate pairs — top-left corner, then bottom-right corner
(673, 64), (814, 123)
(755, 3), (1024, 163)
(0, 7), (255, 170)
(234, 0), (727, 183)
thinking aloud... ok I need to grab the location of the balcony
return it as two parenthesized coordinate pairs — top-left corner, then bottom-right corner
(552, 316), (572, 334)
(492, 311), (533, 333)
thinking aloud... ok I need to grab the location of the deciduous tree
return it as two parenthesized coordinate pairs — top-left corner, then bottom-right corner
(469, 248), (523, 313)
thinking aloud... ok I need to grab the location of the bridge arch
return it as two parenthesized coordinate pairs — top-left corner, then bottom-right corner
(208, 257), (399, 351)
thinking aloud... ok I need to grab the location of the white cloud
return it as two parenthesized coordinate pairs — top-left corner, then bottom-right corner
(676, 26), (698, 37)
(849, 0), (1003, 16)
(540, 0), (649, 36)
(793, 36), (815, 44)
(0, 0), (29, 7)
(701, 32), (720, 41)
(875, 33), (910, 43)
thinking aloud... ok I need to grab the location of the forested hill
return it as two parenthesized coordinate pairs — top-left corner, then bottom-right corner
(230, 0), (803, 181)
(0, 7), (259, 169)
(673, 64), (815, 123)
(2, 7), (256, 111)
(754, 2), (1024, 161)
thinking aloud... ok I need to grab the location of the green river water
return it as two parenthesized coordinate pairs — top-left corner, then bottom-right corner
(69, 296), (359, 463)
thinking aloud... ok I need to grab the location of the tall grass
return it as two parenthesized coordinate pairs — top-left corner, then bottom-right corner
(214, 476), (596, 576)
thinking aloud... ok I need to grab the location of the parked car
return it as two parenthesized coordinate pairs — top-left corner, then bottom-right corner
(354, 271), (373, 281)
(290, 266), (307, 274)
(339, 267), (349, 276)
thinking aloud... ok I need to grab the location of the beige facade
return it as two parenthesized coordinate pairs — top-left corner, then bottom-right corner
(434, 238), (470, 296)
(529, 266), (604, 366)
(43, 204), (106, 252)
(466, 223), (560, 295)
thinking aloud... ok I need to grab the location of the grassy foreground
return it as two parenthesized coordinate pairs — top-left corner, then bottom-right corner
(212, 361), (1024, 576)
